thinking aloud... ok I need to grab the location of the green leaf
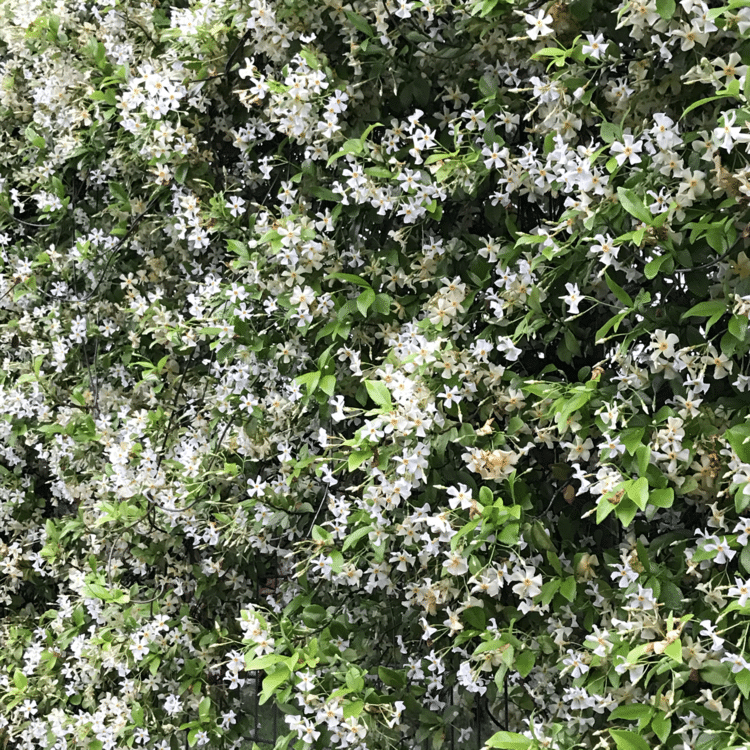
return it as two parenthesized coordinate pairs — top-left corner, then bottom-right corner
(329, 550), (344, 574)
(628, 477), (649, 510)
(261, 665), (290, 702)
(635, 444), (651, 477)
(651, 712), (670, 742)
(664, 638), (682, 663)
(312, 525), (332, 543)
(498, 521), (520, 546)
(644, 254), (670, 280)
(343, 700), (364, 718)
(319, 374), (336, 397)
(540, 579), (561, 606)
(174, 163), (188, 184)
(617, 188), (652, 225)
(342, 525), (373, 551)
(649, 488), (673, 508)
(378, 666), (406, 688)
(659, 580), (683, 610)
(372, 293), (391, 315)
(515, 234), (546, 247)
(199, 695), (210, 722)
(596, 492), (618, 523)
(736, 668), (750, 699)
(13, 670), (27, 690)
(609, 729), (651, 750)
(655, 0), (676, 18)
(615, 497), (638, 527)
(451, 518), (481, 550)
(531, 47), (567, 61)
(357, 288), (376, 316)
(365, 166), (394, 179)
(485, 731), (533, 749)
(476, 0), (501, 17)
(463, 606), (486, 630)
(515, 650), (535, 678)
(348, 449), (371, 471)
(727, 424), (750, 463)
(84, 581), (117, 601)
(345, 667), (364, 692)
(529, 520), (555, 552)
(244, 654), (284, 671)
(25, 125), (46, 148)
(227, 239), (249, 258)
(295, 370), (321, 395)
(324, 273), (371, 288)
(364, 380), (391, 407)
(149, 656), (161, 676)
(681, 298), (727, 320)
(595, 311), (628, 342)
(729, 314), (749, 341)
(600, 121), (621, 144)
(132, 703), (144, 726)
(620, 427), (645, 455)
(609, 704), (654, 721)
(605, 272), (633, 307)
(109, 182), (130, 205)
(636, 541), (651, 573)
(478, 72), (499, 98)
(308, 186), (342, 202)
(681, 93), (734, 119)
(559, 576), (576, 602)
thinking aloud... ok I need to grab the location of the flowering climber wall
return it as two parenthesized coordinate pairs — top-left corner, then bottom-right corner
(2, 1), (750, 750)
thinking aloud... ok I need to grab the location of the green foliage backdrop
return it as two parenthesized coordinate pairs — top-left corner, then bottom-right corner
(2, 0), (750, 749)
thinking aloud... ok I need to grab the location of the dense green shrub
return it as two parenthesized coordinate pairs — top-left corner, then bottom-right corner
(2, 0), (750, 749)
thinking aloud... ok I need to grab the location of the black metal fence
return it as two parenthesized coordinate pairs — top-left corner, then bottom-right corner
(236, 569), (502, 749)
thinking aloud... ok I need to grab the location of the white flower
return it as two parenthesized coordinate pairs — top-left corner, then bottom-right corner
(563, 650), (590, 678)
(721, 653), (750, 673)
(713, 111), (750, 153)
(439, 385), (462, 408)
(164, 694), (181, 716)
(702, 536), (736, 564)
(443, 551), (469, 576)
(611, 134), (643, 166)
(524, 9), (554, 40)
(19, 699), (37, 718)
(511, 568), (543, 599)
(447, 483), (474, 510)
(561, 282), (583, 314)
(651, 329), (679, 359)
(728, 577), (750, 607)
(129, 636), (149, 662)
(226, 195), (246, 217)
(481, 144), (507, 169)
(582, 33), (606, 59)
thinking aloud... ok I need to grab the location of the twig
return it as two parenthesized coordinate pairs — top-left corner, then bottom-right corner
(671, 219), (750, 275)
(81, 187), (168, 302)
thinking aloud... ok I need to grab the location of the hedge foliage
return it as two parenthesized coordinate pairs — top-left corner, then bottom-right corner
(3, 0), (750, 749)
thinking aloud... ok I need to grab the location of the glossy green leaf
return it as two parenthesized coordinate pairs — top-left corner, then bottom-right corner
(617, 188), (652, 225)
(681, 298), (727, 320)
(364, 379), (391, 407)
(486, 731), (534, 749)
(609, 729), (651, 750)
